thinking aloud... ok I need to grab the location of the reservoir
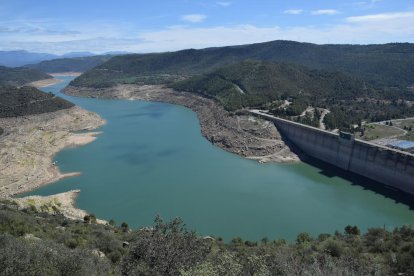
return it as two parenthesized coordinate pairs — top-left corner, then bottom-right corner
(25, 76), (414, 241)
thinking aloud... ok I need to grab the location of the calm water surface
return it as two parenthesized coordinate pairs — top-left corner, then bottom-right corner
(25, 76), (414, 241)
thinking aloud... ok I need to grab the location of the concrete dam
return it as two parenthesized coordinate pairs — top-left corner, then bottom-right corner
(250, 110), (414, 195)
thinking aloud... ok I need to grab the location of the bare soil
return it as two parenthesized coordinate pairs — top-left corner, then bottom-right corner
(0, 106), (105, 198)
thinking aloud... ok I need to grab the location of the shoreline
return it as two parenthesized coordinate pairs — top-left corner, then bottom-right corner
(50, 72), (82, 77)
(0, 76), (104, 221)
(13, 189), (106, 223)
(27, 78), (63, 88)
(0, 81), (296, 221)
(64, 84), (299, 163)
(0, 106), (105, 198)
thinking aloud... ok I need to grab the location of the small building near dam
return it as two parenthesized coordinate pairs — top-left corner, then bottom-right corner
(387, 140), (414, 153)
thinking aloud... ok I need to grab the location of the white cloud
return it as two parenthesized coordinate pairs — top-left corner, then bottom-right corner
(1, 11), (414, 54)
(283, 9), (303, 15)
(352, 0), (382, 9)
(217, 1), (232, 7)
(181, 14), (207, 23)
(370, 0), (382, 4)
(311, 9), (340, 15)
(347, 11), (414, 23)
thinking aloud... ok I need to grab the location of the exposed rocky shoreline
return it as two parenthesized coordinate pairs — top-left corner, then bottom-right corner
(0, 106), (105, 198)
(13, 190), (106, 223)
(27, 78), (63, 88)
(64, 84), (299, 163)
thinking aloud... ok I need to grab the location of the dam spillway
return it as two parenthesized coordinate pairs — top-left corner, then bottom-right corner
(250, 110), (414, 195)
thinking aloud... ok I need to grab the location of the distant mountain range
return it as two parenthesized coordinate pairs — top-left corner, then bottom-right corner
(0, 50), (130, 67)
(25, 55), (114, 73)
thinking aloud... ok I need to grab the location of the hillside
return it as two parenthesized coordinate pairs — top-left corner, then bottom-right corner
(0, 85), (74, 118)
(25, 55), (113, 73)
(0, 66), (52, 86)
(171, 60), (414, 129)
(1, 201), (413, 275)
(170, 60), (367, 111)
(70, 40), (414, 89)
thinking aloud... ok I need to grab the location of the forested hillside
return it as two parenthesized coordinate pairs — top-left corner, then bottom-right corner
(171, 61), (414, 130)
(170, 60), (368, 111)
(69, 40), (414, 130)
(0, 66), (52, 86)
(0, 86), (74, 117)
(25, 55), (113, 73)
(70, 40), (414, 89)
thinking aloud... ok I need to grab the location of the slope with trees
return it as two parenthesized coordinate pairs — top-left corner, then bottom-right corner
(0, 66), (52, 86)
(70, 40), (414, 90)
(0, 85), (74, 118)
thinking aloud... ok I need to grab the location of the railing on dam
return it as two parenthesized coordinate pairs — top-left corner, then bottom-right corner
(249, 110), (414, 195)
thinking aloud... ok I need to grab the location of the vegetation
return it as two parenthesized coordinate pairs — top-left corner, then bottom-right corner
(0, 85), (74, 118)
(25, 55), (113, 73)
(170, 60), (368, 111)
(69, 40), (414, 131)
(0, 66), (52, 86)
(171, 61), (414, 131)
(70, 40), (414, 89)
(359, 124), (405, 141)
(1, 202), (414, 275)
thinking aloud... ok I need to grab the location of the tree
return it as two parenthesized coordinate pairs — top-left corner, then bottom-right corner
(120, 222), (129, 232)
(121, 216), (210, 275)
(89, 214), (97, 224)
(345, 225), (360, 236)
(296, 232), (312, 245)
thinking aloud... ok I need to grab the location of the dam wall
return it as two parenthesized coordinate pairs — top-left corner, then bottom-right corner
(250, 111), (414, 195)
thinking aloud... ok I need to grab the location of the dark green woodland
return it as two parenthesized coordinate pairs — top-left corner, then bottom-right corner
(0, 85), (74, 118)
(0, 66), (52, 86)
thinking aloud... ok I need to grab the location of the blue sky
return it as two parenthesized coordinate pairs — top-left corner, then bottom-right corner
(1, 0), (413, 54)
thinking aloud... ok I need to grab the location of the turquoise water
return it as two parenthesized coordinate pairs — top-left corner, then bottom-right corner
(25, 76), (414, 241)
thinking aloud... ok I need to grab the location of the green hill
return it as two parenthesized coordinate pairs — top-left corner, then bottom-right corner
(170, 60), (367, 111)
(0, 85), (74, 118)
(70, 40), (414, 89)
(25, 55), (113, 73)
(171, 60), (414, 129)
(0, 66), (52, 86)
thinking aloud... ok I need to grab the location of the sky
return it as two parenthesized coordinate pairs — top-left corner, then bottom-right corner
(0, 0), (413, 54)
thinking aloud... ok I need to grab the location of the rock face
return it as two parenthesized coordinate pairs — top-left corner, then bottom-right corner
(64, 85), (299, 163)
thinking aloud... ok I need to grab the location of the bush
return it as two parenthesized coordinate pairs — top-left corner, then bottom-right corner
(0, 234), (111, 276)
(121, 216), (210, 275)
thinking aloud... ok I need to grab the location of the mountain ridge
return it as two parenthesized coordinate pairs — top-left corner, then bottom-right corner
(70, 40), (414, 89)
(0, 66), (52, 86)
